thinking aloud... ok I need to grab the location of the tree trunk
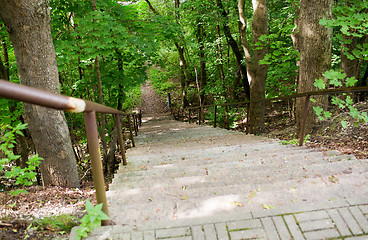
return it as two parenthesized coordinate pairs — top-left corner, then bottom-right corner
(0, 0), (80, 187)
(0, 26), (10, 80)
(175, 43), (189, 107)
(296, 0), (333, 135)
(145, 0), (189, 107)
(341, 35), (360, 81)
(239, 0), (268, 134)
(216, 0), (250, 100)
(197, 22), (207, 106)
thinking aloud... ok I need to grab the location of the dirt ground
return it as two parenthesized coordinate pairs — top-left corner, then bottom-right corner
(1, 81), (367, 239)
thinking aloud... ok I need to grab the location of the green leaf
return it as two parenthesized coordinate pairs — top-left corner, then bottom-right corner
(341, 120), (348, 129)
(346, 77), (358, 87)
(323, 70), (346, 80)
(313, 106), (324, 116)
(329, 78), (343, 87)
(314, 79), (326, 90)
(323, 111), (332, 118)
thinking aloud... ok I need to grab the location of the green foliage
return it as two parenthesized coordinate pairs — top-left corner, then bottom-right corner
(150, 67), (177, 96)
(33, 214), (79, 234)
(75, 200), (109, 240)
(313, 69), (368, 127)
(320, 0), (368, 64)
(1, 123), (42, 194)
(280, 134), (310, 145)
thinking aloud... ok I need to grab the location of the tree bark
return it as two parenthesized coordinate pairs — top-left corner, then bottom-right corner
(145, 0), (189, 107)
(216, 0), (250, 100)
(239, 0), (268, 134)
(341, 35), (360, 81)
(296, 0), (333, 135)
(0, 0), (80, 187)
(197, 22), (207, 106)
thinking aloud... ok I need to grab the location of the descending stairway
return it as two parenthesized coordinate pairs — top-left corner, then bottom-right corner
(106, 114), (368, 227)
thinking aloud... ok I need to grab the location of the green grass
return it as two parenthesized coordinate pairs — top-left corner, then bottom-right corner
(32, 214), (80, 234)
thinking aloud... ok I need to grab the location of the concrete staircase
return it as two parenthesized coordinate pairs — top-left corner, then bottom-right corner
(105, 114), (368, 228)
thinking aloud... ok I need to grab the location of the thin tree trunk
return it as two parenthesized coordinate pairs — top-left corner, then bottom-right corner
(0, 0), (80, 187)
(296, 0), (333, 135)
(341, 35), (360, 81)
(145, 0), (190, 107)
(197, 22), (207, 106)
(216, 0), (250, 100)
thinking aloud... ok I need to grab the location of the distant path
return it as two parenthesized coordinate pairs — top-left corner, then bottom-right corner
(140, 81), (170, 116)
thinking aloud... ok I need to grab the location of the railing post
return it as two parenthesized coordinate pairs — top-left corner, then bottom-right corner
(214, 105), (217, 128)
(138, 109), (142, 126)
(84, 111), (109, 225)
(299, 95), (311, 146)
(115, 114), (127, 166)
(198, 107), (202, 125)
(246, 103), (250, 134)
(133, 114), (138, 136)
(127, 115), (135, 147)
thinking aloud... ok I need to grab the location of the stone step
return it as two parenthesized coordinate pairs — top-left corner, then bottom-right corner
(116, 149), (335, 178)
(107, 172), (368, 225)
(120, 144), (320, 170)
(114, 150), (358, 178)
(110, 158), (366, 192)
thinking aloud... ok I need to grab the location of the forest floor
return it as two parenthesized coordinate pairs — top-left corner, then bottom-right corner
(263, 100), (368, 160)
(1, 82), (367, 239)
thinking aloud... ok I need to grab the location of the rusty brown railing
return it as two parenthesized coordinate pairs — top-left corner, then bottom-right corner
(0, 79), (141, 224)
(177, 86), (368, 146)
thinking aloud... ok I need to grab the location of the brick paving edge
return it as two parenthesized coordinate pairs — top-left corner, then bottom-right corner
(69, 197), (368, 239)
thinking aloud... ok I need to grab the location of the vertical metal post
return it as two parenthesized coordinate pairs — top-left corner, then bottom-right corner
(84, 111), (109, 225)
(115, 114), (127, 166)
(127, 115), (135, 147)
(246, 103), (250, 134)
(299, 95), (311, 146)
(133, 114), (138, 136)
(189, 109), (191, 123)
(214, 105), (217, 128)
(138, 109), (142, 125)
(198, 107), (202, 125)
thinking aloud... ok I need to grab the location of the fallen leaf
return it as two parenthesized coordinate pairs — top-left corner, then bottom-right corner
(234, 201), (244, 207)
(329, 175), (339, 183)
(148, 198), (153, 202)
(181, 196), (188, 200)
(262, 204), (275, 209)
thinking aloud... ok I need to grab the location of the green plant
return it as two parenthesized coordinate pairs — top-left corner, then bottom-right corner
(1, 123), (43, 195)
(280, 134), (310, 145)
(33, 214), (79, 234)
(312, 70), (368, 128)
(75, 200), (109, 240)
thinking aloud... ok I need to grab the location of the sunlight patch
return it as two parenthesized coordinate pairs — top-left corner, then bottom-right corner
(176, 194), (240, 219)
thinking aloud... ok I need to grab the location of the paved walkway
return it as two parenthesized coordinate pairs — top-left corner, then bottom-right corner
(72, 197), (368, 239)
(70, 114), (368, 240)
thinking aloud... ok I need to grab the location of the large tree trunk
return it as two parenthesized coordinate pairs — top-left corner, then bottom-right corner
(0, 0), (80, 187)
(239, 0), (268, 134)
(296, 0), (333, 135)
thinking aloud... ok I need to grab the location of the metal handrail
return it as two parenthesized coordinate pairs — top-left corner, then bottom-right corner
(178, 86), (368, 146)
(0, 79), (141, 225)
